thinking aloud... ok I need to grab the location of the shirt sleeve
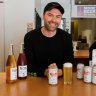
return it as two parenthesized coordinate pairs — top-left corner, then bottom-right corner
(62, 33), (74, 64)
(24, 32), (45, 77)
(57, 32), (74, 72)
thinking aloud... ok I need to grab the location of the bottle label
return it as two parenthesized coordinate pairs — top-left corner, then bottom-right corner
(10, 67), (17, 80)
(18, 65), (27, 77)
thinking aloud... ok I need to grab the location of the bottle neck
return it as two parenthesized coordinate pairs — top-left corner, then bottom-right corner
(20, 43), (24, 53)
(9, 44), (14, 55)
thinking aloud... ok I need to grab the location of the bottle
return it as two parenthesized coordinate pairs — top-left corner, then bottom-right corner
(17, 43), (27, 79)
(6, 44), (17, 83)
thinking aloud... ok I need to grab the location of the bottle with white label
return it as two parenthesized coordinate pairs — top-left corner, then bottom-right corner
(6, 44), (17, 83)
(17, 43), (27, 79)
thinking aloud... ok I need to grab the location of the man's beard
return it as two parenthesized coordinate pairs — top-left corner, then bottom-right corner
(44, 21), (59, 32)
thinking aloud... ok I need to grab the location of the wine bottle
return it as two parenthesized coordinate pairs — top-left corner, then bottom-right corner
(17, 43), (27, 79)
(6, 44), (17, 83)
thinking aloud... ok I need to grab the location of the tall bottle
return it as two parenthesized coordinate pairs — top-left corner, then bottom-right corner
(6, 44), (17, 83)
(17, 43), (27, 79)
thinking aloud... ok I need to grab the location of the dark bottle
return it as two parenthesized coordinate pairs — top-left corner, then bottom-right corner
(17, 43), (27, 79)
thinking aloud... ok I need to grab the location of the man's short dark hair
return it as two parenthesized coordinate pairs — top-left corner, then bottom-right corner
(43, 2), (64, 14)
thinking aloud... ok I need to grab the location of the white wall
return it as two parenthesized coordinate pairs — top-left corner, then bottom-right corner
(0, 2), (4, 71)
(4, 0), (35, 70)
(35, 0), (41, 16)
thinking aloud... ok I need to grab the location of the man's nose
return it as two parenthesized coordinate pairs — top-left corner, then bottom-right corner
(51, 17), (56, 22)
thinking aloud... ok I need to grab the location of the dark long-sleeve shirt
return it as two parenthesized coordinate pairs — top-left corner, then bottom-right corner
(24, 28), (74, 77)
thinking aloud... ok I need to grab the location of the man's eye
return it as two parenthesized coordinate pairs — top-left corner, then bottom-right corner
(48, 14), (52, 17)
(56, 16), (62, 19)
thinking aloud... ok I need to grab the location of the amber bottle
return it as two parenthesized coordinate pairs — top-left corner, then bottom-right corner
(6, 44), (17, 83)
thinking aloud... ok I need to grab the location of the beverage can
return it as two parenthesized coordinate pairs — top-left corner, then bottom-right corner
(89, 60), (92, 67)
(84, 66), (92, 83)
(89, 60), (96, 67)
(92, 49), (96, 61)
(49, 67), (58, 85)
(63, 62), (72, 84)
(92, 61), (96, 67)
(77, 63), (84, 79)
(92, 65), (96, 84)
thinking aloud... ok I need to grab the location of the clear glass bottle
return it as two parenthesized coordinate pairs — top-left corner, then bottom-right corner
(6, 44), (17, 83)
(17, 43), (27, 79)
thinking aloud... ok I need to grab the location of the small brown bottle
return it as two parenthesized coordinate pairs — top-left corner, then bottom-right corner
(6, 44), (17, 83)
(17, 43), (27, 79)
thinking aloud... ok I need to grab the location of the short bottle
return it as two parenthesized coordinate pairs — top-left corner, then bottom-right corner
(6, 44), (17, 83)
(17, 43), (27, 79)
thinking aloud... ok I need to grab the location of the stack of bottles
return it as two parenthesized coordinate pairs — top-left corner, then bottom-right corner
(76, 49), (96, 84)
(6, 43), (27, 83)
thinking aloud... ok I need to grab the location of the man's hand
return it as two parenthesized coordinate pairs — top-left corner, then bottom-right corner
(44, 63), (63, 77)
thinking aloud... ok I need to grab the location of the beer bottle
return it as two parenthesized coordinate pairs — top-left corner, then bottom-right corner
(6, 44), (17, 83)
(17, 43), (27, 79)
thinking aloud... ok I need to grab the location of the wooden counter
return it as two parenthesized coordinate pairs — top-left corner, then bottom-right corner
(0, 72), (96, 96)
(0, 72), (6, 87)
(74, 50), (89, 71)
(74, 50), (89, 58)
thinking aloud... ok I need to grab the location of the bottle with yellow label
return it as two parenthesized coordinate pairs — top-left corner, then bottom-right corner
(6, 44), (17, 83)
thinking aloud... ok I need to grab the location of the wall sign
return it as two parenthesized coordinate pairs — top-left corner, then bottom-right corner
(77, 6), (96, 17)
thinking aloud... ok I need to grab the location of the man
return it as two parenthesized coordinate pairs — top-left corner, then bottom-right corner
(24, 2), (74, 77)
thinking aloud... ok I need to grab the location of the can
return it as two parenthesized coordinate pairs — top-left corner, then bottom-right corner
(49, 67), (58, 85)
(92, 61), (96, 67)
(84, 66), (92, 83)
(89, 60), (96, 67)
(77, 63), (84, 79)
(92, 65), (96, 84)
(89, 60), (92, 67)
(92, 49), (96, 61)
